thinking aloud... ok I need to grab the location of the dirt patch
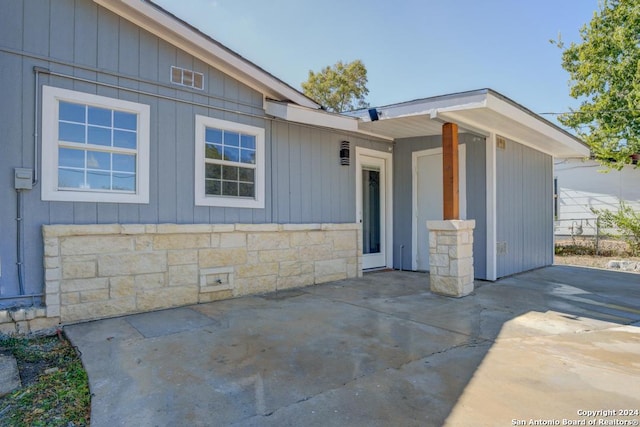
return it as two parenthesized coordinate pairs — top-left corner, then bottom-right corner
(1, 336), (61, 388)
(555, 238), (640, 272)
(554, 254), (640, 271)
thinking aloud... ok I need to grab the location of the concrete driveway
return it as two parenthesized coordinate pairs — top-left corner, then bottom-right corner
(65, 266), (640, 427)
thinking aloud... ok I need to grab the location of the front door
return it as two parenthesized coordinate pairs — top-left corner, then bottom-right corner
(356, 148), (392, 270)
(413, 146), (466, 271)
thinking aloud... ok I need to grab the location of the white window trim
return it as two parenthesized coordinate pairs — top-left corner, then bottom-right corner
(41, 85), (150, 204)
(194, 115), (265, 208)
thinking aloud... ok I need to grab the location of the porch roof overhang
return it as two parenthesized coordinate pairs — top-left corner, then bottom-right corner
(348, 89), (590, 158)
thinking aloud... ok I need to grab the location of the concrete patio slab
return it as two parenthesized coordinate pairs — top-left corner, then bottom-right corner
(446, 325), (640, 426)
(0, 353), (21, 397)
(65, 266), (640, 426)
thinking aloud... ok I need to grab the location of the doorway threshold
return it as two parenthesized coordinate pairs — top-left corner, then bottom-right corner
(363, 267), (395, 274)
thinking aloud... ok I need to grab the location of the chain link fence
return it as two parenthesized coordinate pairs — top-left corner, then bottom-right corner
(554, 217), (629, 256)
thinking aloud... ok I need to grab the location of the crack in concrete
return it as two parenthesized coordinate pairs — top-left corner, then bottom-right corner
(298, 289), (484, 340)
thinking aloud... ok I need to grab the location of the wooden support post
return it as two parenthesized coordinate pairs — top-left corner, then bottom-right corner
(442, 122), (459, 220)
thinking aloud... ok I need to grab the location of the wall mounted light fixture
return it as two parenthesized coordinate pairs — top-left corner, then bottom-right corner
(340, 141), (350, 165)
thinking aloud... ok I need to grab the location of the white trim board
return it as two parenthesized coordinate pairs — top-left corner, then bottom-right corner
(355, 147), (393, 270)
(486, 133), (497, 281)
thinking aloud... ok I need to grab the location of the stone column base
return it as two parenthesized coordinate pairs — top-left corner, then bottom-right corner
(426, 219), (475, 297)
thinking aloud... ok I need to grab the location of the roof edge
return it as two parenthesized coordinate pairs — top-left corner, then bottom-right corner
(348, 89), (491, 116)
(354, 88), (587, 148)
(484, 89), (587, 150)
(265, 100), (393, 141)
(93, 0), (320, 109)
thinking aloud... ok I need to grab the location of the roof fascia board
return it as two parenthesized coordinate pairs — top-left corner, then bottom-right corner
(93, 0), (320, 109)
(485, 94), (589, 157)
(265, 101), (357, 131)
(265, 101), (393, 141)
(352, 91), (488, 122)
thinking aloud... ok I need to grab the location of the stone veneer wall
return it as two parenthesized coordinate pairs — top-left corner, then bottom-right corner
(0, 307), (59, 336)
(43, 223), (362, 323)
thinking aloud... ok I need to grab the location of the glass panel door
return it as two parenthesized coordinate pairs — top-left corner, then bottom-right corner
(362, 168), (381, 255)
(358, 153), (386, 270)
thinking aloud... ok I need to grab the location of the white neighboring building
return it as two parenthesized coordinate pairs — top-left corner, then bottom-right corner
(554, 158), (640, 236)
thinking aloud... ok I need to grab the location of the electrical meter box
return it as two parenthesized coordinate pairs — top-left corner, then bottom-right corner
(14, 168), (33, 190)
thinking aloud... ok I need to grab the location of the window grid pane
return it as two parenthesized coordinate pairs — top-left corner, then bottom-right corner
(222, 181), (238, 196)
(203, 126), (258, 199)
(205, 126), (255, 165)
(239, 183), (254, 197)
(57, 101), (138, 194)
(114, 111), (137, 130)
(59, 102), (86, 123)
(88, 107), (112, 127)
(88, 126), (112, 146)
(205, 179), (221, 195)
(59, 122), (86, 143)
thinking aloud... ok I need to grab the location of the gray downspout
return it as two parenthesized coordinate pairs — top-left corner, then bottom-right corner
(16, 189), (25, 295)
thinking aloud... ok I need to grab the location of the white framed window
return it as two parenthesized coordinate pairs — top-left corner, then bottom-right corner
(41, 86), (150, 203)
(195, 115), (265, 208)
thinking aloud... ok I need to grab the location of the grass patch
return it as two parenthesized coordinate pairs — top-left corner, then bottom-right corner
(0, 333), (90, 427)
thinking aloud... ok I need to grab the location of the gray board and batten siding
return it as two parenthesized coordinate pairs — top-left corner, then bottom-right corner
(0, 0), (390, 304)
(392, 133), (553, 280)
(496, 138), (554, 278)
(392, 133), (488, 280)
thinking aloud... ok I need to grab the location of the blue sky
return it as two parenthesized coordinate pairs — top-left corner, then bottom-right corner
(154, 0), (599, 127)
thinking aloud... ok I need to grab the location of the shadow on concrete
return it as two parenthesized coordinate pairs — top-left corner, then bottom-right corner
(65, 265), (640, 427)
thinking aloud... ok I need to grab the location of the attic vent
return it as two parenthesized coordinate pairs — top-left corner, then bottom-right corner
(170, 66), (204, 90)
(496, 135), (506, 150)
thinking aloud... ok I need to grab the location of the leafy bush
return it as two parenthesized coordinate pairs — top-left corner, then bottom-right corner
(593, 202), (640, 255)
(555, 244), (595, 256)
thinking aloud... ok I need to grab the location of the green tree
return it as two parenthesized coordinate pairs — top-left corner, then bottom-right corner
(556, 0), (640, 167)
(301, 59), (370, 113)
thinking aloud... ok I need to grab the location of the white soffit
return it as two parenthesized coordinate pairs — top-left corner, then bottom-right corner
(353, 90), (589, 158)
(93, 0), (320, 109)
(352, 91), (487, 139)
